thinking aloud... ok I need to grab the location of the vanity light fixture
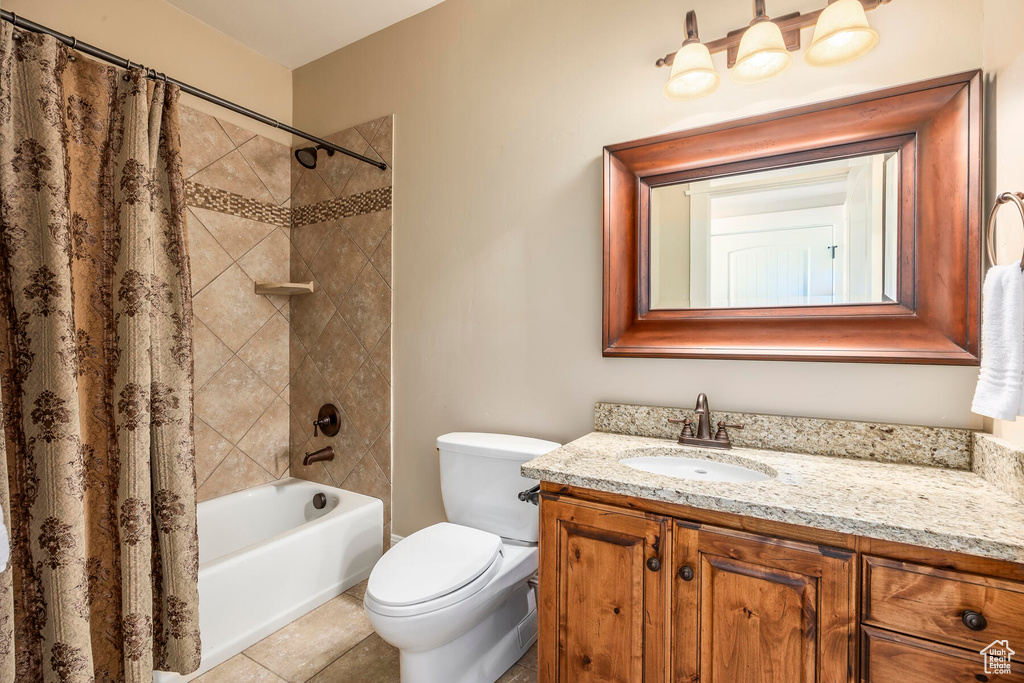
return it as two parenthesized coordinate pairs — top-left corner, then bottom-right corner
(664, 12), (720, 100)
(656, 0), (891, 99)
(805, 0), (880, 67)
(732, 1), (793, 84)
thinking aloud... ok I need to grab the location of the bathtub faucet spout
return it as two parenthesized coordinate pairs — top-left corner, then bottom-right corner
(303, 447), (335, 466)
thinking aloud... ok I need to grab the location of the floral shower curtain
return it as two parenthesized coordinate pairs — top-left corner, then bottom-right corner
(0, 24), (201, 683)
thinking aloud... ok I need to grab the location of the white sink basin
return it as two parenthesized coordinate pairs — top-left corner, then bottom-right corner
(620, 451), (774, 483)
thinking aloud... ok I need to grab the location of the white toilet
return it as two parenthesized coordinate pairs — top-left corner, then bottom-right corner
(364, 432), (560, 683)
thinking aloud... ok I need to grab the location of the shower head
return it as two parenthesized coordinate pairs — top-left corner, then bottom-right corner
(295, 147), (317, 169)
(294, 145), (334, 170)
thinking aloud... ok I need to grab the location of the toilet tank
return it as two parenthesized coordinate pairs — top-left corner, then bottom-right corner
(438, 433), (560, 543)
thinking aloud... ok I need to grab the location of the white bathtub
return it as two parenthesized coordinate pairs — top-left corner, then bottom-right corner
(155, 478), (383, 681)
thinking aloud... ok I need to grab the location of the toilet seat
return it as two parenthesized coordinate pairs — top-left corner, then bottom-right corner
(366, 523), (504, 617)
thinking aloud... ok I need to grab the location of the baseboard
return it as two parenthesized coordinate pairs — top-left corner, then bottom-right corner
(390, 532), (404, 546)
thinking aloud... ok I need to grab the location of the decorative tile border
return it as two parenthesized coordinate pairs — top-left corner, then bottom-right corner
(186, 181), (291, 227)
(291, 187), (393, 228)
(185, 181), (393, 230)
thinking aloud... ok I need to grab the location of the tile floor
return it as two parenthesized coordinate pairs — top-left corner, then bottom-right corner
(195, 580), (538, 683)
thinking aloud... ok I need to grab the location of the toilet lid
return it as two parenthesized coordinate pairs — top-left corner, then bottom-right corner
(367, 523), (503, 607)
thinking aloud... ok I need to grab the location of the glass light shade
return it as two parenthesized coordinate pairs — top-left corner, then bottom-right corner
(664, 42), (720, 100)
(806, 0), (879, 67)
(732, 20), (793, 84)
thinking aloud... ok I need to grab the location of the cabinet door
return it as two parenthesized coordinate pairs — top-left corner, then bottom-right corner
(673, 523), (856, 683)
(539, 496), (670, 683)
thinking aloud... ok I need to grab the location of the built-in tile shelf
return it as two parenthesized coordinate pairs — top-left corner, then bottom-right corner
(254, 281), (315, 296)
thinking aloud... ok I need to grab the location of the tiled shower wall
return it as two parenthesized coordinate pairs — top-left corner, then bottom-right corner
(287, 117), (394, 547)
(179, 107), (393, 531)
(180, 106), (293, 501)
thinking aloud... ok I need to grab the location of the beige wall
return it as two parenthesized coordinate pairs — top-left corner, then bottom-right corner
(2, 0), (293, 144)
(983, 0), (1024, 444)
(292, 0), (988, 538)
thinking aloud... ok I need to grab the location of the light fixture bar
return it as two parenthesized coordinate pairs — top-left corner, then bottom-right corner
(656, 0), (891, 69)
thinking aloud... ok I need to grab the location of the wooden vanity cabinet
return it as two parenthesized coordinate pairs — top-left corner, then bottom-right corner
(539, 495), (856, 683)
(539, 488), (1024, 683)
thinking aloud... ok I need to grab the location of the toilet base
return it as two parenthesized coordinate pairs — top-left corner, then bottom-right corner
(398, 582), (537, 683)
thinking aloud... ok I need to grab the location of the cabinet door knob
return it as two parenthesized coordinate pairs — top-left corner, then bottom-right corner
(646, 557), (661, 572)
(962, 610), (988, 631)
(678, 566), (695, 581)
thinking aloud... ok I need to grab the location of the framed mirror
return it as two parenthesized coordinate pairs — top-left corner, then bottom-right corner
(603, 71), (981, 364)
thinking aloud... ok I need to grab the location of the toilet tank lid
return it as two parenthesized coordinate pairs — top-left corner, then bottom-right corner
(436, 432), (561, 460)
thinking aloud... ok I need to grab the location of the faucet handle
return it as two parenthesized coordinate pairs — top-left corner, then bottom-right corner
(669, 417), (695, 439)
(312, 404), (340, 438)
(714, 421), (744, 443)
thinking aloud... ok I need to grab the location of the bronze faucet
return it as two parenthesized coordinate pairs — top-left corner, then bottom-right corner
(669, 393), (744, 450)
(303, 446), (335, 466)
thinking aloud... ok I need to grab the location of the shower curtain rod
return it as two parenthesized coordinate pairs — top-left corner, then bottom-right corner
(0, 10), (388, 171)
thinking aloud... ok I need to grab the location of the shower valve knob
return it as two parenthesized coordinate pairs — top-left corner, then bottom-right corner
(312, 404), (340, 438)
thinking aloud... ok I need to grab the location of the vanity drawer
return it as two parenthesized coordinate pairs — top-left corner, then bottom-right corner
(862, 626), (1024, 682)
(863, 556), (1024, 656)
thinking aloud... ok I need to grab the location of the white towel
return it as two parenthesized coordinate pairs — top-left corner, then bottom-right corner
(972, 260), (1024, 420)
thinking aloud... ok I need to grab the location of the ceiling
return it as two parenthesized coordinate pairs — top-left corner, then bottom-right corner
(165, 0), (446, 69)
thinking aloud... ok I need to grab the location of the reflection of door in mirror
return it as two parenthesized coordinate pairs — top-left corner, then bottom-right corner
(709, 222), (837, 307)
(650, 152), (897, 310)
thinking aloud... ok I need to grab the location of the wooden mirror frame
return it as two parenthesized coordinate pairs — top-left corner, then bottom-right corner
(603, 71), (982, 364)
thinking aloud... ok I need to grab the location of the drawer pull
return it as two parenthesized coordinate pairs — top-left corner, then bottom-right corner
(646, 557), (661, 572)
(679, 566), (695, 582)
(961, 610), (988, 632)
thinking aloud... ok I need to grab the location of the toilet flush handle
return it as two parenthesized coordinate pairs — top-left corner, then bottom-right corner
(518, 485), (540, 506)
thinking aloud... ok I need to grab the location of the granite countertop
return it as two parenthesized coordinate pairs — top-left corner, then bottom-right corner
(522, 431), (1024, 563)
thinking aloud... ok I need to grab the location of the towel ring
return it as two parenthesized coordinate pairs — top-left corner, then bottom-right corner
(986, 191), (1024, 270)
